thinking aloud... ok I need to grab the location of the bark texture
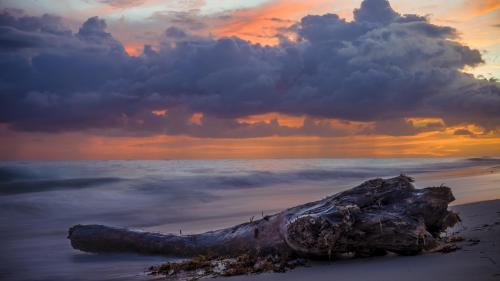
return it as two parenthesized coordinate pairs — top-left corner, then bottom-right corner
(68, 175), (460, 258)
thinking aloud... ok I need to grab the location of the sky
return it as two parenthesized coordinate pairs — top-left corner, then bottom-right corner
(0, 0), (499, 160)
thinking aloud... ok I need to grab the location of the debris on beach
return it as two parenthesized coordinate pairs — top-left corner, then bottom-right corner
(148, 254), (307, 280)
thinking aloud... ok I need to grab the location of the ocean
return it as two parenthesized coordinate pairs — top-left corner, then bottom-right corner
(1, 158), (499, 281)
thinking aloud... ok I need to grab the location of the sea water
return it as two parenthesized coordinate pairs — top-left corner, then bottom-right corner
(0, 158), (499, 281)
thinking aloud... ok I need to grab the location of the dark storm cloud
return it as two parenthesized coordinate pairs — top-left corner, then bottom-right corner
(165, 26), (187, 39)
(0, 0), (498, 138)
(354, 0), (399, 24)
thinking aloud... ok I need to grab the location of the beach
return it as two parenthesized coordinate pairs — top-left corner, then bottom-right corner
(0, 158), (499, 281)
(222, 164), (500, 281)
(229, 199), (500, 281)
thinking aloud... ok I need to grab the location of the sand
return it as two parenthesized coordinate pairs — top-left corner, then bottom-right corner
(226, 199), (500, 281)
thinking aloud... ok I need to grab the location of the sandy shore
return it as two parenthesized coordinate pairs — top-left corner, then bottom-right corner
(226, 199), (500, 281)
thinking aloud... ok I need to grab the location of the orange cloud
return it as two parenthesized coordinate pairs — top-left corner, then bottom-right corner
(124, 42), (144, 56)
(237, 113), (305, 127)
(212, 0), (328, 45)
(1, 125), (499, 160)
(151, 109), (168, 117)
(189, 113), (204, 125)
(464, 0), (500, 17)
(405, 118), (444, 127)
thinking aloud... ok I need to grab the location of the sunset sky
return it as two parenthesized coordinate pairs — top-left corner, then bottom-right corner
(0, 0), (499, 159)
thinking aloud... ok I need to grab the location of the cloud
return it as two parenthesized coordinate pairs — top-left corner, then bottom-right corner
(165, 26), (187, 38)
(454, 129), (473, 136)
(462, 0), (500, 17)
(210, 0), (317, 45)
(99, 0), (148, 8)
(0, 0), (498, 138)
(353, 0), (398, 24)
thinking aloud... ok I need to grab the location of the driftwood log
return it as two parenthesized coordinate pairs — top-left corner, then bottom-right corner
(68, 175), (460, 259)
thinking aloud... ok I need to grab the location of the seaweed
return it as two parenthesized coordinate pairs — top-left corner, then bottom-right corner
(148, 254), (307, 280)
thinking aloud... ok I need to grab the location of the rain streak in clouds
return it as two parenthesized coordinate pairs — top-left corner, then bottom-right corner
(0, 0), (499, 138)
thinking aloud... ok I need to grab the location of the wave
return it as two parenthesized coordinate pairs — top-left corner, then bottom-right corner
(1, 157), (499, 196)
(0, 166), (34, 183)
(465, 157), (500, 163)
(133, 169), (380, 195)
(134, 158), (500, 192)
(0, 177), (122, 196)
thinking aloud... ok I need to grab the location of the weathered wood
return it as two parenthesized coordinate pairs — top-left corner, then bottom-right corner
(68, 175), (460, 258)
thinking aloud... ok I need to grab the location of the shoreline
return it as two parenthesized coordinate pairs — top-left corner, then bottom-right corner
(417, 164), (500, 181)
(414, 164), (500, 206)
(224, 199), (500, 281)
(1, 160), (499, 281)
